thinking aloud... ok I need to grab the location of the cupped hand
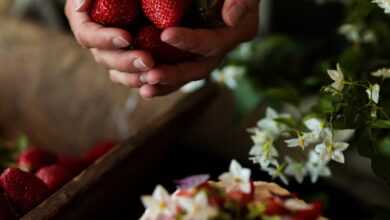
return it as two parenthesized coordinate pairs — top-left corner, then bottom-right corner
(65, 0), (260, 98)
(65, 0), (155, 73)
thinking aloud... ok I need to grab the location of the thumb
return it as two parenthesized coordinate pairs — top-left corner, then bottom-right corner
(222, 0), (260, 27)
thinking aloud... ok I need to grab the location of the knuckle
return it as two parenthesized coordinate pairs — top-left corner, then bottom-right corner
(75, 31), (87, 47)
(90, 49), (103, 64)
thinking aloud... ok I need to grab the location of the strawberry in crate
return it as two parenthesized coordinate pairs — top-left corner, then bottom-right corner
(0, 136), (116, 218)
(140, 160), (326, 220)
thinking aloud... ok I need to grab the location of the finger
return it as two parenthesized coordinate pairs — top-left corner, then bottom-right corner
(161, 18), (257, 57)
(109, 70), (144, 88)
(139, 85), (180, 99)
(141, 56), (222, 87)
(91, 49), (154, 73)
(74, 0), (92, 12)
(222, 0), (260, 27)
(66, 0), (132, 49)
(161, 28), (228, 56)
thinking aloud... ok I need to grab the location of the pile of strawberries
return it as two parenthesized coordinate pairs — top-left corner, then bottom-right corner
(0, 140), (116, 219)
(89, 0), (222, 63)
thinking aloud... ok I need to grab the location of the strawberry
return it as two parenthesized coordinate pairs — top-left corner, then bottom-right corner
(264, 197), (289, 216)
(36, 165), (73, 192)
(141, 0), (190, 29)
(83, 140), (116, 165)
(135, 26), (193, 63)
(89, 0), (139, 28)
(17, 148), (57, 172)
(57, 155), (87, 175)
(0, 168), (49, 213)
(0, 192), (17, 220)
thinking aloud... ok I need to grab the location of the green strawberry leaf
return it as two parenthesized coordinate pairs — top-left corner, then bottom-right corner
(370, 120), (390, 129)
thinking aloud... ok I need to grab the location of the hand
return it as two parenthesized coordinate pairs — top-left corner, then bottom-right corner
(65, 0), (259, 98)
(65, 0), (155, 75)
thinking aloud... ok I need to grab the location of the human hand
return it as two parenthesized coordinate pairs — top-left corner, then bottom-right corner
(65, 0), (259, 98)
(65, 0), (155, 75)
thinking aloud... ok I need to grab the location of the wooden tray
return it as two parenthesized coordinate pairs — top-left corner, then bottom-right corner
(0, 17), (218, 219)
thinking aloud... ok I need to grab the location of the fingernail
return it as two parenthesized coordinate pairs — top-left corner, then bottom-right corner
(134, 58), (149, 71)
(161, 32), (177, 44)
(109, 70), (121, 83)
(75, 0), (85, 11)
(161, 33), (172, 43)
(147, 74), (160, 85)
(112, 37), (130, 48)
(228, 4), (246, 26)
(139, 74), (148, 84)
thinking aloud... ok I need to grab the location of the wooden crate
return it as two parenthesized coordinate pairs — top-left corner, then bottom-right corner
(0, 17), (221, 219)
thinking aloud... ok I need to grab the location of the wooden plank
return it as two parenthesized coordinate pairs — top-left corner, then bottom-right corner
(22, 85), (216, 220)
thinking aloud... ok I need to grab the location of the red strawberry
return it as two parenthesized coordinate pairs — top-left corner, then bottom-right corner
(90, 0), (139, 28)
(57, 155), (87, 175)
(18, 148), (57, 172)
(141, 0), (190, 29)
(0, 168), (49, 213)
(264, 197), (288, 216)
(36, 165), (73, 192)
(83, 140), (116, 165)
(136, 26), (193, 63)
(0, 193), (17, 220)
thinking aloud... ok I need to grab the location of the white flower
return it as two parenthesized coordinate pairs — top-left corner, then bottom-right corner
(306, 151), (332, 183)
(338, 24), (376, 44)
(314, 128), (354, 163)
(305, 118), (324, 137)
(326, 64), (345, 93)
(236, 42), (253, 60)
(180, 80), (206, 93)
(248, 129), (279, 168)
(372, 0), (390, 14)
(141, 185), (176, 220)
(372, 68), (390, 79)
(284, 118), (324, 149)
(219, 160), (252, 193)
(366, 84), (381, 104)
(177, 192), (217, 220)
(284, 157), (307, 184)
(285, 132), (317, 150)
(363, 31), (376, 43)
(211, 65), (245, 89)
(263, 161), (289, 185)
(257, 107), (291, 137)
(339, 24), (360, 43)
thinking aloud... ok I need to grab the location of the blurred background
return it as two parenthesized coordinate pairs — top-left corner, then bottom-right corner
(1, 0), (390, 219)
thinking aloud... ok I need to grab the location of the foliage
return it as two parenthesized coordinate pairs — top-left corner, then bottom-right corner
(212, 0), (390, 185)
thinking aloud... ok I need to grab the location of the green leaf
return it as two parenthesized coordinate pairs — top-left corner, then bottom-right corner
(274, 117), (296, 128)
(233, 76), (263, 117)
(314, 97), (335, 114)
(264, 88), (299, 103)
(371, 120), (390, 129)
(378, 138), (390, 157)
